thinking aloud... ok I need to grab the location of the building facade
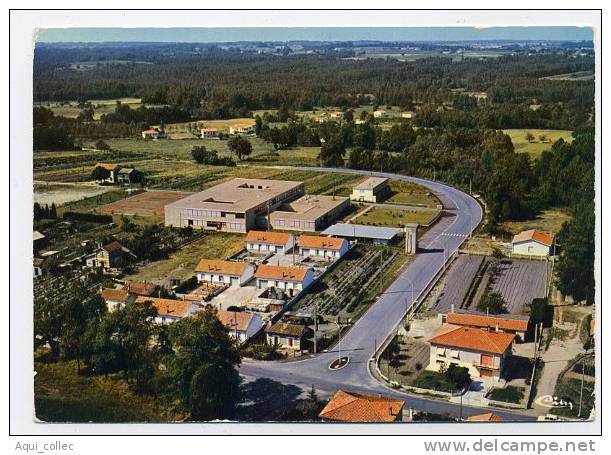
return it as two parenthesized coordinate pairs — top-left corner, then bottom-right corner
(254, 265), (314, 297)
(297, 235), (349, 260)
(350, 177), (390, 203)
(268, 195), (350, 232)
(511, 229), (554, 257)
(245, 230), (295, 254)
(195, 259), (256, 287)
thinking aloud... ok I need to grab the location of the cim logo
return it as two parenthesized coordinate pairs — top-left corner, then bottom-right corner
(534, 394), (574, 410)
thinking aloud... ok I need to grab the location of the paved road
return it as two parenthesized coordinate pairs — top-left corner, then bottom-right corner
(240, 167), (535, 421)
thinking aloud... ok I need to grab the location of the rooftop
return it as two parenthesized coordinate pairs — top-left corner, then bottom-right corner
(135, 296), (192, 318)
(446, 312), (529, 333)
(124, 280), (157, 296)
(265, 322), (308, 337)
(165, 178), (304, 213)
(512, 229), (554, 247)
(321, 223), (400, 241)
(245, 230), (292, 245)
(318, 390), (404, 422)
(354, 176), (389, 191)
(429, 324), (515, 355)
(270, 194), (348, 222)
(95, 162), (119, 171)
(196, 259), (249, 276)
(255, 264), (310, 282)
(297, 235), (346, 250)
(101, 287), (131, 304)
(33, 230), (45, 241)
(216, 310), (256, 332)
(102, 241), (127, 254)
(467, 412), (503, 422)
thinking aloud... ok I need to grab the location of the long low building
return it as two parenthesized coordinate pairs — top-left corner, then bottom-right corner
(268, 194), (350, 232)
(350, 177), (389, 203)
(321, 223), (401, 245)
(245, 230), (295, 254)
(195, 259), (256, 287)
(165, 178), (304, 233)
(297, 235), (349, 260)
(254, 264), (314, 297)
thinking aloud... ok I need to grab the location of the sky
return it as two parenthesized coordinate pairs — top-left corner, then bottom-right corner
(37, 27), (594, 43)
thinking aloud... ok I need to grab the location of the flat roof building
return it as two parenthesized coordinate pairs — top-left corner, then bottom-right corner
(350, 177), (390, 203)
(165, 178), (304, 233)
(269, 194), (350, 232)
(321, 223), (401, 245)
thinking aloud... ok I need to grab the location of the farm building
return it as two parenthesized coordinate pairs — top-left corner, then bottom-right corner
(401, 111), (416, 119)
(164, 178), (304, 233)
(297, 235), (349, 260)
(511, 229), (554, 257)
(200, 127), (220, 139)
(330, 111), (343, 120)
(373, 110), (388, 118)
(93, 163), (121, 184)
(265, 322), (311, 350)
(141, 129), (163, 139)
(216, 309), (264, 344)
(254, 265), (314, 297)
(100, 287), (135, 311)
(33, 230), (46, 253)
(116, 167), (142, 185)
(195, 259), (256, 287)
(427, 325), (515, 381)
(245, 230), (295, 254)
(135, 296), (199, 324)
(85, 241), (135, 269)
(268, 194), (350, 232)
(349, 177), (390, 203)
(319, 390), (404, 422)
(442, 311), (529, 341)
(321, 223), (400, 245)
(229, 123), (255, 135)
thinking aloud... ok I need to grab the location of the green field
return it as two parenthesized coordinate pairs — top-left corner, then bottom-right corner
(503, 129), (574, 158)
(35, 98), (146, 120)
(386, 179), (440, 207)
(356, 207), (440, 227)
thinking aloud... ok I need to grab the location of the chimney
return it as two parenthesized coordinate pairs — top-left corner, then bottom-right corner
(495, 323), (499, 332)
(451, 303), (455, 314)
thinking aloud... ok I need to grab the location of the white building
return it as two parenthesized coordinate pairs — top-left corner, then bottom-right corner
(33, 257), (44, 278)
(217, 310), (264, 344)
(297, 235), (349, 260)
(195, 259), (256, 287)
(229, 123), (255, 135)
(245, 230), (295, 254)
(265, 322), (310, 350)
(254, 265), (314, 297)
(200, 127), (220, 139)
(511, 229), (554, 257)
(135, 296), (200, 325)
(350, 177), (390, 203)
(373, 110), (388, 118)
(401, 111), (415, 119)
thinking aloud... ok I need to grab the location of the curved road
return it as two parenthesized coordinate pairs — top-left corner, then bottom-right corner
(240, 168), (534, 421)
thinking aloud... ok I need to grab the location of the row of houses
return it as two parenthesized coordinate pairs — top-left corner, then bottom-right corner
(245, 231), (349, 259)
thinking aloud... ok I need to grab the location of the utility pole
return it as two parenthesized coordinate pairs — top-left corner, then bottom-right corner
(313, 303), (318, 354)
(578, 356), (585, 418)
(469, 178), (472, 196)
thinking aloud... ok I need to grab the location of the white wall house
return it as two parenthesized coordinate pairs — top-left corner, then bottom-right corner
(265, 322), (310, 350)
(254, 265), (314, 297)
(201, 128), (220, 139)
(135, 296), (199, 325)
(373, 110), (387, 118)
(245, 230), (295, 254)
(350, 177), (390, 203)
(217, 310), (264, 344)
(229, 124), (255, 135)
(195, 259), (256, 287)
(511, 229), (554, 257)
(427, 325), (515, 382)
(297, 235), (349, 260)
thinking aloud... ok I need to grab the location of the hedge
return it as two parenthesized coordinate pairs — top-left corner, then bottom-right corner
(63, 211), (113, 224)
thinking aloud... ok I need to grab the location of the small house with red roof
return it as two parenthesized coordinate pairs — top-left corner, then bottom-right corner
(511, 229), (554, 257)
(318, 390), (404, 422)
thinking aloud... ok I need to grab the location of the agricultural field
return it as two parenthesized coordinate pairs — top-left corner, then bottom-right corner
(433, 254), (485, 313)
(98, 190), (191, 218)
(488, 259), (551, 313)
(386, 179), (440, 207)
(34, 97), (148, 120)
(501, 208), (571, 237)
(503, 129), (574, 158)
(164, 118), (255, 138)
(125, 232), (244, 283)
(355, 206), (440, 227)
(539, 71), (594, 81)
(34, 182), (112, 206)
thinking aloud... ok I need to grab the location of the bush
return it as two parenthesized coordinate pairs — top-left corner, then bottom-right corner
(63, 211), (113, 224)
(487, 385), (525, 403)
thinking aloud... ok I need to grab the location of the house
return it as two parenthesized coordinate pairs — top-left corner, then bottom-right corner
(401, 111), (416, 119)
(142, 129), (163, 139)
(201, 127), (220, 139)
(33, 257), (44, 278)
(373, 110), (387, 118)
(195, 259), (256, 287)
(297, 235), (349, 260)
(93, 163), (121, 184)
(318, 390), (404, 422)
(123, 280), (157, 297)
(511, 229), (554, 257)
(245, 230), (295, 254)
(135, 296), (199, 324)
(330, 111), (343, 120)
(229, 123), (255, 135)
(116, 168), (142, 185)
(443, 311), (529, 341)
(269, 195), (350, 232)
(350, 176), (390, 203)
(265, 322), (311, 350)
(85, 241), (135, 269)
(466, 412), (503, 422)
(254, 265), (314, 297)
(101, 287), (135, 311)
(33, 230), (46, 253)
(164, 178), (305, 233)
(216, 310), (264, 344)
(427, 324), (515, 381)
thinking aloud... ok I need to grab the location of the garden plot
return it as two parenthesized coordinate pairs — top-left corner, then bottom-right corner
(488, 259), (550, 313)
(433, 254), (484, 313)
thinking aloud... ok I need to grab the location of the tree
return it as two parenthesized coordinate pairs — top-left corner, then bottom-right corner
(227, 136), (253, 160)
(528, 297), (549, 325)
(476, 291), (508, 314)
(295, 385), (323, 421)
(444, 363), (471, 391)
(525, 132), (535, 142)
(191, 145), (209, 164)
(92, 166), (111, 183)
(319, 140), (345, 167)
(164, 308), (241, 421)
(538, 134), (548, 143)
(94, 140), (111, 151)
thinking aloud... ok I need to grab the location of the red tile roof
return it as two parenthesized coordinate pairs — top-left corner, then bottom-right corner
(245, 230), (292, 245)
(102, 241), (125, 253)
(135, 296), (192, 318)
(123, 280), (157, 296)
(512, 229), (554, 247)
(217, 310), (255, 332)
(447, 313), (528, 333)
(195, 259), (248, 276)
(101, 288), (131, 304)
(297, 235), (346, 250)
(95, 163), (119, 171)
(319, 390), (404, 422)
(429, 325), (515, 355)
(255, 265), (310, 282)
(467, 412), (503, 422)
(265, 322), (308, 338)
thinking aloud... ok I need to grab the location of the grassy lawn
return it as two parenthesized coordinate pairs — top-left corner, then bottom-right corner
(126, 232), (244, 282)
(550, 377), (594, 419)
(487, 385), (525, 404)
(36, 98), (145, 120)
(500, 207), (572, 236)
(356, 207), (439, 227)
(503, 129), (574, 158)
(35, 359), (172, 422)
(386, 179), (440, 207)
(410, 370), (456, 393)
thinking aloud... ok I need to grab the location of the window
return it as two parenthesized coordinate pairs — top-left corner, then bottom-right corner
(528, 246), (534, 253)
(450, 350), (460, 359)
(436, 347), (446, 357)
